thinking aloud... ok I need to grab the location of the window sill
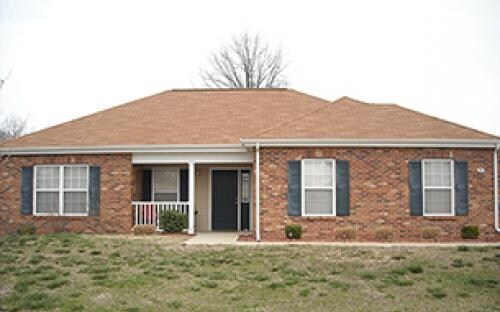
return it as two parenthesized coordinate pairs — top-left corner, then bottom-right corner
(296, 215), (342, 220)
(423, 216), (457, 221)
(33, 214), (90, 217)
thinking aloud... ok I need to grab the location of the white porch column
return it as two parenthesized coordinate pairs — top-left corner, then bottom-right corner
(188, 161), (195, 234)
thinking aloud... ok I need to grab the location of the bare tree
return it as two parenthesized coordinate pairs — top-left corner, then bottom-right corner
(0, 71), (26, 142)
(200, 32), (288, 88)
(0, 113), (26, 141)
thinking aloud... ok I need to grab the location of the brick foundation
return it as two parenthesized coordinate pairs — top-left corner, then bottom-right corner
(0, 154), (133, 235)
(258, 148), (500, 242)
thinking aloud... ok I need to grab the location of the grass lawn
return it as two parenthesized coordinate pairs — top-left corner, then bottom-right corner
(0, 234), (499, 311)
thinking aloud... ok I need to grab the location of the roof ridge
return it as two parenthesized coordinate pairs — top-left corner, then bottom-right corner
(170, 88), (289, 92)
(333, 96), (394, 106)
(253, 103), (330, 138)
(390, 104), (499, 139)
(0, 89), (174, 147)
(240, 89), (335, 138)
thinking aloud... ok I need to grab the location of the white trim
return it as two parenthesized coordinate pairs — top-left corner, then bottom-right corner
(188, 162), (195, 234)
(33, 164), (89, 216)
(0, 144), (247, 155)
(208, 166), (253, 232)
(255, 144), (260, 241)
(237, 170), (241, 231)
(301, 159), (336, 217)
(422, 159), (455, 217)
(3, 139), (499, 156)
(494, 145), (499, 232)
(241, 139), (500, 148)
(132, 152), (253, 164)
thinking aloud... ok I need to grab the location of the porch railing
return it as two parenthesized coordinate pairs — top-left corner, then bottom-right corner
(132, 201), (189, 230)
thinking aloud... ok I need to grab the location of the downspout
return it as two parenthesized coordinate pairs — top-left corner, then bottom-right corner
(495, 144), (499, 232)
(255, 142), (261, 241)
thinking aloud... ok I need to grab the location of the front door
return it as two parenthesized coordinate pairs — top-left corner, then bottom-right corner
(212, 170), (238, 230)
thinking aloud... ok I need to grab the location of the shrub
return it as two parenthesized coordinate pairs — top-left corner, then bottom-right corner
(159, 210), (187, 233)
(406, 264), (424, 274)
(375, 227), (395, 241)
(285, 224), (302, 239)
(17, 223), (36, 235)
(422, 227), (441, 240)
(427, 287), (447, 299)
(335, 227), (356, 240)
(461, 225), (479, 239)
(132, 224), (157, 235)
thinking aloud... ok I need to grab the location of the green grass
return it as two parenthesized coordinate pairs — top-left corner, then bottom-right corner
(0, 234), (499, 311)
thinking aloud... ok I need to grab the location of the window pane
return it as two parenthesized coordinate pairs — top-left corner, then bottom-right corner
(154, 169), (178, 193)
(63, 192), (87, 214)
(154, 193), (177, 201)
(425, 189), (452, 214)
(241, 172), (250, 203)
(36, 192), (59, 213)
(36, 167), (60, 189)
(304, 159), (333, 187)
(64, 166), (88, 189)
(305, 189), (333, 215)
(424, 161), (451, 187)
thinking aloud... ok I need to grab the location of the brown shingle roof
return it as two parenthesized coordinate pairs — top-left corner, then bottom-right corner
(1, 89), (496, 148)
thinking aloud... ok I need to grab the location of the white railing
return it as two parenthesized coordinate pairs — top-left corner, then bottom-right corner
(132, 201), (189, 230)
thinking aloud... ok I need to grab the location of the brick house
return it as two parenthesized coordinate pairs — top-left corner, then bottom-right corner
(0, 89), (499, 242)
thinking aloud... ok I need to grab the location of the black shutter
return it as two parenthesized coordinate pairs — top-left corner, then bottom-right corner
(21, 167), (33, 215)
(454, 160), (469, 216)
(288, 160), (301, 216)
(180, 169), (188, 201)
(142, 169), (152, 201)
(336, 160), (350, 216)
(409, 161), (423, 216)
(88, 166), (101, 216)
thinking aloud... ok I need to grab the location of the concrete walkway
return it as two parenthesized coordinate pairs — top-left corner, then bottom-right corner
(184, 232), (239, 245)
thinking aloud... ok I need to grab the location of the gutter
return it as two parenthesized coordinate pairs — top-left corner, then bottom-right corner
(495, 144), (499, 232)
(0, 144), (247, 155)
(240, 138), (500, 149)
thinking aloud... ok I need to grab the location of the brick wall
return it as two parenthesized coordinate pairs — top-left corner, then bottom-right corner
(0, 154), (133, 235)
(259, 147), (500, 242)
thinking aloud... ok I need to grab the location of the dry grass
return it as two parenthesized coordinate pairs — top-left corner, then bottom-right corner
(0, 234), (499, 311)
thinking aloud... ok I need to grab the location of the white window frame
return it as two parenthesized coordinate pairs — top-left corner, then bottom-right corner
(301, 159), (336, 216)
(151, 167), (180, 201)
(422, 159), (455, 217)
(33, 165), (89, 216)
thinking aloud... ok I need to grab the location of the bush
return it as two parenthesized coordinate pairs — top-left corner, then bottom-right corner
(285, 224), (302, 239)
(422, 227), (441, 240)
(461, 225), (479, 239)
(17, 223), (36, 235)
(375, 227), (394, 241)
(159, 210), (188, 233)
(132, 224), (157, 235)
(406, 264), (424, 274)
(335, 227), (356, 240)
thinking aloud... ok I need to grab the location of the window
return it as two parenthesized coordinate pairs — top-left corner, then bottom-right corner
(422, 159), (454, 216)
(34, 165), (89, 215)
(241, 171), (250, 204)
(153, 168), (178, 201)
(301, 159), (336, 216)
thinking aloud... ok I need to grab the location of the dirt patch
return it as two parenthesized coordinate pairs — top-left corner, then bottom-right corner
(91, 292), (113, 305)
(0, 284), (12, 298)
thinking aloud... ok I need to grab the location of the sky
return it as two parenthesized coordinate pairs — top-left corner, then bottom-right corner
(0, 0), (499, 136)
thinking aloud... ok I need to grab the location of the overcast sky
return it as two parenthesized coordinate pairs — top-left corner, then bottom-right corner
(1, 0), (499, 136)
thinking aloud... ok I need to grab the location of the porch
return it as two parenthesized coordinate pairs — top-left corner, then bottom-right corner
(131, 156), (253, 234)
